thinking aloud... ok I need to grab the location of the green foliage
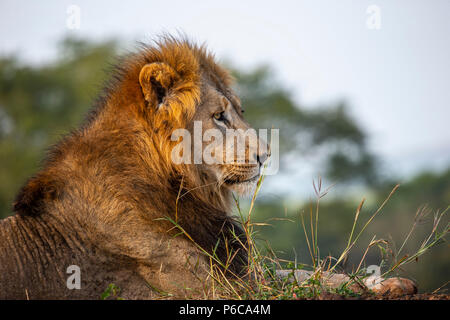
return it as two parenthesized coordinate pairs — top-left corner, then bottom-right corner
(100, 283), (123, 300)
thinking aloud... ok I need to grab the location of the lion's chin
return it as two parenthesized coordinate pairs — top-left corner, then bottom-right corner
(225, 175), (260, 197)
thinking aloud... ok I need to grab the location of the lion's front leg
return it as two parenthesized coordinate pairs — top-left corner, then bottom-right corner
(132, 236), (214, 299)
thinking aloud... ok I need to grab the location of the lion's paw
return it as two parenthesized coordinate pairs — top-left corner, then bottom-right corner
(369, 277), (417, 296)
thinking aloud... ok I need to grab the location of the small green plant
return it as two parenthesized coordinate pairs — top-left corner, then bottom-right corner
(101, 283), (123, 300)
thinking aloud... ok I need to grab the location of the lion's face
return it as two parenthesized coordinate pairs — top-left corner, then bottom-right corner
(138, 52), (269, 197)
(190, 85), (269, 196)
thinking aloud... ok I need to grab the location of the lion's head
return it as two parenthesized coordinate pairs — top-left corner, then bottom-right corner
(134, 37), (269, 201)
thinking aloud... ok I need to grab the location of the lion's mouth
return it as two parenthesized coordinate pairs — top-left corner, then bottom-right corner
(224, 174), (260, 185)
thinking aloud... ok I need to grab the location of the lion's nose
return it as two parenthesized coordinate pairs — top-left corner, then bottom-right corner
(256, 145), (270, 167)
(257, 153), (268, 166)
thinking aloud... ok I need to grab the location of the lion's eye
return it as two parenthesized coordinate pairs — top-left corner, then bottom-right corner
(213, 111), (225, 122)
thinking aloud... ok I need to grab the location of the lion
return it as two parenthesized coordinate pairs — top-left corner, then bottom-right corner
(0, 36), (416, 299)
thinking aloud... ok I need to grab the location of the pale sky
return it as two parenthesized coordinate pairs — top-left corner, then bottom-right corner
(1, 0), (449, 197)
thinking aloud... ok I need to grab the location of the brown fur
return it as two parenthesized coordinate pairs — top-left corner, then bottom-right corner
(0, 36), (248, 299)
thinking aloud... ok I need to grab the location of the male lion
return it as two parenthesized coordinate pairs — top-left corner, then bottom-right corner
(0, 36), (415, 299)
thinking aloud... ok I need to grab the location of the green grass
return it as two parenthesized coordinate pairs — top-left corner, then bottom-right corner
(101, 283), (123, 300)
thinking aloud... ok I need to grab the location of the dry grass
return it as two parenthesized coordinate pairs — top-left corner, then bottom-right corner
(165, 175), (449, 300)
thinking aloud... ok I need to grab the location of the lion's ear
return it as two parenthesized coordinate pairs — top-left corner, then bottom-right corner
(139, 62), (179, 107)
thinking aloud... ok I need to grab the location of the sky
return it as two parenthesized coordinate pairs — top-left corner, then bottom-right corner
(1, 0), (449, 198)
